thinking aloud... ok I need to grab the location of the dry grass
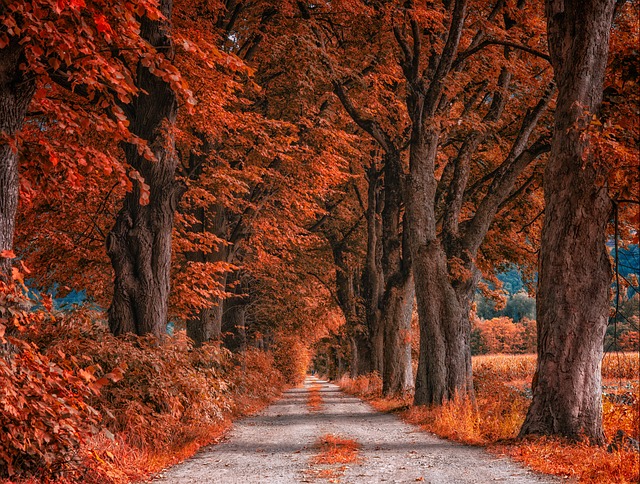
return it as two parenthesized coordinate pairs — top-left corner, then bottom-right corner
(499, 438), (640, 484)
(339, 352), (640, 483)
(313, 434), (361, 465)
(304, 434), (361, 483)
(472, 352), (639, 381)
(307, 382), (323, 412)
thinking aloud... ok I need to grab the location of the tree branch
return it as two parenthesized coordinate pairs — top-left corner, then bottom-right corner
(453, 39), (550, 70)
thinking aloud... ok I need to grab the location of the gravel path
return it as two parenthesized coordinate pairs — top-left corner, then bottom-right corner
(151, 377), (557, 484)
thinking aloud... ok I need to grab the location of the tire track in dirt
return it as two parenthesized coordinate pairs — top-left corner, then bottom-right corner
(152, 377), (557, 483)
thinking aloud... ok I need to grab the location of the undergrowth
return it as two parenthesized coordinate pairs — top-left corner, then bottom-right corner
(0, 282), (289, 483)
(339, 353), (640, 483)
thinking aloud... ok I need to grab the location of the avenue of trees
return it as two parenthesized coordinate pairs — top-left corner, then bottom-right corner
(1, 0), (638, 450)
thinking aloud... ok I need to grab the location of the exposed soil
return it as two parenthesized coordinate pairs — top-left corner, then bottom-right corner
(151, 377), (557, 483)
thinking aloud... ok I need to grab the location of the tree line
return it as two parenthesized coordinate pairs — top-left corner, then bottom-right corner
(0, 0), (638, 447)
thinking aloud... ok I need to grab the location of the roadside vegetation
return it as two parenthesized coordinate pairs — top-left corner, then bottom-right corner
(339, 352), (640, 483)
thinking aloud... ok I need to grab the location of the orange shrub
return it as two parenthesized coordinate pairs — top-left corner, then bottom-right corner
(618, 331), (639, 351)
(228, 349), (285, 408)
(1, 281), (287, 483)
(337, 373), (382, 399)
(471, 316), (536, 354)
(0, 283), (106, 480)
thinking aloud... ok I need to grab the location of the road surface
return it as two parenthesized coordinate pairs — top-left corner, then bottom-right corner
(152, 377), (556, 483)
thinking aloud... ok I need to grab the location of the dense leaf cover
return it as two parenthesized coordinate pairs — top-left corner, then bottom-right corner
(0, 0), (638, 480)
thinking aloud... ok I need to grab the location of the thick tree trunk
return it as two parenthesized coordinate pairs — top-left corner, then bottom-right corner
(0, 40), (35, 279)
(519, 0), (616, 444)
(382, 274), (414, 395)
(107, 0), (184, 337)
(379, 151), (414, 395)
(412, 242), (476, 405)
(405, 123), (473, 405)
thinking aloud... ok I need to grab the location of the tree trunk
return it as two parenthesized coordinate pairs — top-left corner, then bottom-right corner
(405, 122), (475, 405)
(0, 39), (35, 279)
(185, 204), (228, 345)
(330, 237), (372, 377)
(221, 276), (247, 352)
(379, 151), (414, 395)
(107, 0), (184, 337)
(187, 296), (224, 345)
(363, 164), (384, 374)
(412, 242), (477, 405)
(382, 274), (414, 395)
(519, 0), (616, 444)
(349, 333), (372, 377)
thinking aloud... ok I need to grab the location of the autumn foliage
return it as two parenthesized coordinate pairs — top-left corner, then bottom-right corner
(339, 352), (640, 483)
(471, 316), (537, 355)
(0, 0), (638, 481)
(0, 280), (285, 482)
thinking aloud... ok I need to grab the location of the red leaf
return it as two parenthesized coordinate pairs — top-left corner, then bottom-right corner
(94, 15), (111, 34)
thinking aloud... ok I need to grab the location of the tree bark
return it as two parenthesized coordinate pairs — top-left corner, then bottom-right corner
(379, 151), (414, 395)
(107, 0), (185, 337)
(187, 295), (225, 345)
(349, 332), (372, 377)
(519, 0), (616, 444)
(362, 164), (384, 374)
(221, 275), (248, 352)
(185, 204), (228, 345)
(0, 39), (35, 279)
(413, 242), (478, 405)
(382, 274), (414, 395)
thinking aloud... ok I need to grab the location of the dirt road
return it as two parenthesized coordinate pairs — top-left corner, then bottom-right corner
(152, 377), (556, 483)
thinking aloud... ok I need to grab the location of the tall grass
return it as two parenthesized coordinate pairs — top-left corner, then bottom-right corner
(472, 352), (639, 381)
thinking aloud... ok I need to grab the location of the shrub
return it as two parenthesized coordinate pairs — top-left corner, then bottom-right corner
(0, 283), (103, 479)
(471, 316), (536, 355)
(1, 280), (287, 482)
(338, 373), (382, 399)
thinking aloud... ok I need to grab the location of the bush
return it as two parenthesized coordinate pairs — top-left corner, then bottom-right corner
(471, 316), (536, 355)
(1, 281), (287, 482)
(0, 283), (102, 479)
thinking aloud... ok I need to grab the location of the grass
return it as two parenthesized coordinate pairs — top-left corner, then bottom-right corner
(307, 382), (324, 412)
(472, 352), (639, 381)
(338, 352), (640, 483)
(313, 434), (361, 465)
(304, 434), (361, 483)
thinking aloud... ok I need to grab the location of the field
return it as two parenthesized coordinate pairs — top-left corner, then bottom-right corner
(339, 352), (640, 483)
